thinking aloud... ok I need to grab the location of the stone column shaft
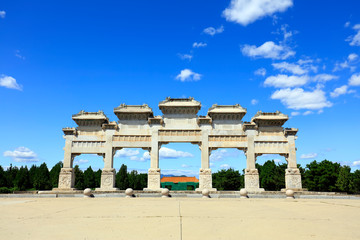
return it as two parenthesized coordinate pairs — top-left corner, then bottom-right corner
(145, 130), (161, 190)
(98, 129), (117, 191)
(285, 134), (302, 190)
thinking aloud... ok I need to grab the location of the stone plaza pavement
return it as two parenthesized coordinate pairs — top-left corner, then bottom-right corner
(0, 197), (359, 240)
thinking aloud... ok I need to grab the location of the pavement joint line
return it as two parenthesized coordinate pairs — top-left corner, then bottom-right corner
(178, 201), (182, 240)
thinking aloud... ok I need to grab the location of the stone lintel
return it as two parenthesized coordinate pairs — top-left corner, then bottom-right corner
(63, 127), (77, 136)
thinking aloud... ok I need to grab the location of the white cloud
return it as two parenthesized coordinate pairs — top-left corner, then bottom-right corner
(254, 68), (266, 76)
(0, 11), (5, 18)
(220, 164), (230, 169)
(159, 147), (194, 159)
(0, 75), (23, 90)
(313, 74), (338, 82)
(193, 42), (207, 48)
(300, 153), (318, 159)
(264, 74), (309, 88)
(303, 111), (313, 116)
(222, 0), (293, 26)
(251, 99), (258, 105)
(15, 50), (25, 60)
(348, 53), (358, 62)
(271, 87), (332, 110)
(344, 21), (351, 28)
(178, 53), (193, 61)
(241, 41), (295, 60)
(353, 160), (360, 167)
(176, 69), (202, 82)
(349, 73), (360, 86)
(347, 24), (360, 46)
(272, 62), (307, 75)
(3, 147), (39, 162)
(210, 149), (241, 162)
(115, 149), (139, 158)
(73, 159), (89, 165)
(330, 85), (350, 98)
(291, 111), (300, 116)
(203, 26), (224, 36)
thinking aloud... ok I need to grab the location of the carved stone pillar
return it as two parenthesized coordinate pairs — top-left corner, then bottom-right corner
(284, 129), (302, 190)
(144, 130), (161, 191)
(57, 168), (75, 190)
(97, 152), (118, 191)
(243, 123), (264, 193)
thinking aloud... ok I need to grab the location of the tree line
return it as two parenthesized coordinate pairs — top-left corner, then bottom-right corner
(1, 159), (359, 193)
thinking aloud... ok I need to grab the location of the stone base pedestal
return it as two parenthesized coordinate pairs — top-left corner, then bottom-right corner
(96, 168), (117, 191)
(56, 168), (75, 190)
(285, 168), (302, 190)
(244, 169), (264, 193)
(143, 168), (161, 191)
(195, 168), (217, 192)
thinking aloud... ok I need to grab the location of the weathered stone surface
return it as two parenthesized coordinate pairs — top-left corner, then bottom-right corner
(285, 168), (302, 190)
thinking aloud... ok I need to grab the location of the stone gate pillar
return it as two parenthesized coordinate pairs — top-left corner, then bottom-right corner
(97, 124), (117, 191)
(196, 129), (216, 191)
(285, 128), (302, 190)
(56, 128), (76, 190)
(244, 123), (264, 193)
(144, 130), (161, 191)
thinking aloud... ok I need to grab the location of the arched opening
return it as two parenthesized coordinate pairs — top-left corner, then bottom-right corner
(113, 148), (148, 190)
(72, 154), (104, 190)
(159, 143), (200, 191)
(256, 154), (287, 191)
(210, 148), (245, 190)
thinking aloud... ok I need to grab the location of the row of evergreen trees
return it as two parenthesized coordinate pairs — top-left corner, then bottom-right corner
(1, 160), (359, 193)
(211, 160), (360, 193)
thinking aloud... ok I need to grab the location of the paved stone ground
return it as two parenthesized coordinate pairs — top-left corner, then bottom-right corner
(0, 197), (359, 240)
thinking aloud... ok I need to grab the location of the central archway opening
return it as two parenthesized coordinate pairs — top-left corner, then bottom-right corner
(72, 154), (104, 190)
(113, 148), (149, 190)
(159, 143), (200, 191)
(210, 148), (246, 190)
(256, 154), (287, 191)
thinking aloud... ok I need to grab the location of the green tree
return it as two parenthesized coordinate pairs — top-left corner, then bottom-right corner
(74, 165), (84, 190)
(95, 169), (102, 188)
(29, 165), (38, 188)
(83, 166), (96, 189)
(303, 160), (340, 192)
(353, 170), (360, 193)
(33, 163), (51, 190)
(138, 173), (147, 190)
(212, 168), (243, 190)
(128, 170), (142, 190)
(336, 166), (354, 193)
(14, 166), (31, 191)
(116, 164), (129, 190)
(0, 166), (7, 187)
(49, 162), (63, 188)
(6, 164), (19, 188)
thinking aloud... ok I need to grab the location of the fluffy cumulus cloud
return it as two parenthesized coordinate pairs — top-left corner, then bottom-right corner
(353, 160), (360, 167)
(347, 24), (360, 46)
(3, 147), (39, 162)
(176, 69), (202, 82)
(193, 42), (207, 48)
(333, 53), (358, 72)
(254, 68), (266, 76)
(300, 153), (318, 159)
(241, 41), (295, 60)
(348, 53), (359, 62)
(348, 73), (360, 86)
(115, 148), (139, 158)
(0, 75), (22, 90)
(272, 62), (307, 75)
(264, 74), (309, 88)
(210, 149), (241, 162)
(203, 26), (224, 36)
(271, 88), (332, 110)
(330, 85), (351, 98)
(223, 0), (293, 26)
(159, 147), (194, 159)
(0, 11), (5, 18)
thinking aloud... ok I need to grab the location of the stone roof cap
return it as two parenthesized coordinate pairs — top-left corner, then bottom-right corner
(114, 104), (153, 114)
(251, 111), (288, 126)
(208, 104), (247, 114)
(72, 110), (109, 121)
(159, 97), (201, 108)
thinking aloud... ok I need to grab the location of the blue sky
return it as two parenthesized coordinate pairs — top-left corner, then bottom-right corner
(1, 0), (360, 176)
